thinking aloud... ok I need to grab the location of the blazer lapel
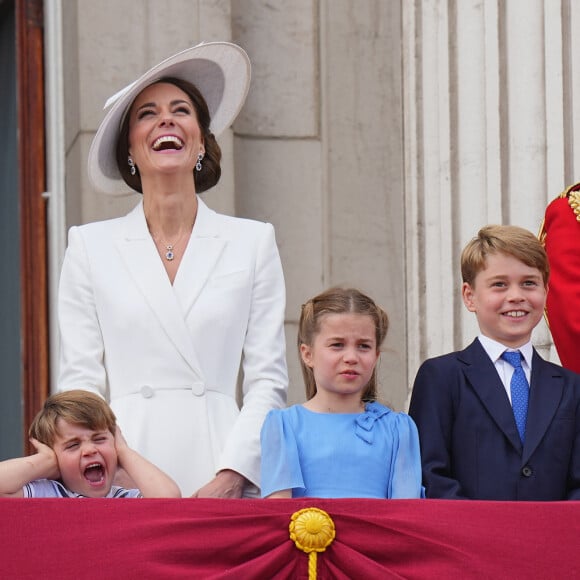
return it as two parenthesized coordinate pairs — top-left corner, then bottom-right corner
(173, 198), (227, 317)
(461, 339), (523, 453)
(522, 352), (563, 463)
(113, 202), (205, 381)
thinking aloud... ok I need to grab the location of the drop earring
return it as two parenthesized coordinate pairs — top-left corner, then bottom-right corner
(195, 152), (204, 172)
(128, 156), (136, 176)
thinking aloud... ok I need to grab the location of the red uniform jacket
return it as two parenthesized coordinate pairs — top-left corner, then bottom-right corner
(542, 183), (580, 374)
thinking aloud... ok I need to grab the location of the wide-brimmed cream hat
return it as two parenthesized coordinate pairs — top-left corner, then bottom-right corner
(88, 41), (251, 195)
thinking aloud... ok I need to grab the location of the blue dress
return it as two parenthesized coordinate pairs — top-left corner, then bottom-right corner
(260, 401), (423, 498)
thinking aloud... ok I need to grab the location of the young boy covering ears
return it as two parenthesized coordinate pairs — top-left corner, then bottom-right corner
(0, 390), (181, 498)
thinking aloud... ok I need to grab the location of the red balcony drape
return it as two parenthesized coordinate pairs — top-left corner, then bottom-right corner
(1, 498), (579, 578)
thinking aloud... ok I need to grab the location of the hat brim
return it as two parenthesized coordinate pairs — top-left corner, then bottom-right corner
(88, 42), (251, 196)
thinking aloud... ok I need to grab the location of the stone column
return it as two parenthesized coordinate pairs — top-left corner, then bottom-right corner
(402, 0), (568, 390)
(234, 0), (407, 407)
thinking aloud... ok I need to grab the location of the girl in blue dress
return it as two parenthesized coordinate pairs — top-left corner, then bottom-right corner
(260, 287), (423, 499)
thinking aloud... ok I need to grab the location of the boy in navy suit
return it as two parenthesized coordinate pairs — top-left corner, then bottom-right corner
(409, 225), (580, 500)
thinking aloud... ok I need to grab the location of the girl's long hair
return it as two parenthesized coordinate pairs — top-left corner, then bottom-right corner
(298, 287), (389, 401)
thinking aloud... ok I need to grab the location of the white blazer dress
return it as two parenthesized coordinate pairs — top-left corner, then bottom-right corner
(57, 198), (288, 496)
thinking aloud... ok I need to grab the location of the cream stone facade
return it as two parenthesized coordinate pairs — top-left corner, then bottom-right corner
(45, 0), (576, 409)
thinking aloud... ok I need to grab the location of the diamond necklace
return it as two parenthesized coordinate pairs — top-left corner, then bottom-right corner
(153, 228), (190, 261)
(163, 243), (177, 261)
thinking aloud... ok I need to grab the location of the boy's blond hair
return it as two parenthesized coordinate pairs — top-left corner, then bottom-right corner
(29, 390), (116, 447)
(461, 225), (550, 287)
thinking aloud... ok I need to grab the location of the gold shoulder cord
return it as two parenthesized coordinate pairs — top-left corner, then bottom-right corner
(569, 188), (580, 222)
(538, 183), (580, 245)
(538, 182), (580, 329)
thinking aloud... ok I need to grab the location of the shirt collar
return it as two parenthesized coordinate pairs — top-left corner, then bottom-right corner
(478, 334), (533, 367)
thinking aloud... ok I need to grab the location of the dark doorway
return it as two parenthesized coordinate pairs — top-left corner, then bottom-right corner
(0, 0), (22, 460)
(0, 0), (49, 459)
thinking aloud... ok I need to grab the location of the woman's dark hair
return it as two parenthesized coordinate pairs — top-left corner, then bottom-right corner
(115, 76), (222, 194)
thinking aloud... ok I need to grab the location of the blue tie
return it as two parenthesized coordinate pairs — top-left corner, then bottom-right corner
(501, 350), (529, 443)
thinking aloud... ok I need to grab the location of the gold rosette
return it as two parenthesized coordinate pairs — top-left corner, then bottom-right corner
(289, 508), (336, 579)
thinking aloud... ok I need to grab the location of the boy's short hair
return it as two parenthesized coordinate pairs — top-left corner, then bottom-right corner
(29, 390), (117, 447)
(461, 224), (550, 287)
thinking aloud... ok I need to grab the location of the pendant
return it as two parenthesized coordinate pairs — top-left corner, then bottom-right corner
(165, 245), (174, 261)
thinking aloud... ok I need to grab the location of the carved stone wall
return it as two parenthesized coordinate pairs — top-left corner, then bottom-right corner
(55, 0), (571, 408)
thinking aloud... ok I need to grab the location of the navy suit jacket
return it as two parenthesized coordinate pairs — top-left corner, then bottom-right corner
(408, 338), (580, 500)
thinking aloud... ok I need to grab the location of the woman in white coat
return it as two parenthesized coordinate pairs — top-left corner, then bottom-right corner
(58, 43), (288, 498)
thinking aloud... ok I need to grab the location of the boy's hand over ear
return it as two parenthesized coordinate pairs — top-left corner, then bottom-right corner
(29, 438), (60, 481)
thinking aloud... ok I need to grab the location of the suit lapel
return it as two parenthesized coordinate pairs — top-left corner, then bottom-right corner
(173, 198), (227, 317)
(461, 339), (523, 453)
(113, 202), (205, 381)
(522, 352), (563, 463)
